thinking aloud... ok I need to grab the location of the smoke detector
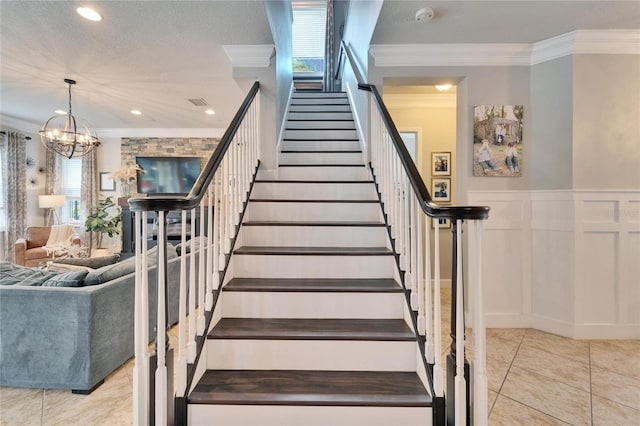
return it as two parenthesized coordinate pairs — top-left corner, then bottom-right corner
(415, 7), (435, 22)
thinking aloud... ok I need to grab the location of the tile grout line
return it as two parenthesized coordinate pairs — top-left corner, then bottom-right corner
(499, 394), (573, 425)
(490, 331), (526, 416)
(589, 342), (594, 426)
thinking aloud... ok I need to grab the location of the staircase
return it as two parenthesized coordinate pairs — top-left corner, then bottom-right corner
(186, 92), (433, 425)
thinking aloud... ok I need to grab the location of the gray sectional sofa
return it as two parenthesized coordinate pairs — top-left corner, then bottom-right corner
(0, 244), (197, 393)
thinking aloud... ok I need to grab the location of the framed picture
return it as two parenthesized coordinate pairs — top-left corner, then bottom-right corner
(431, 152), (451, 176)
(432, 178), (451, 203)
(432, 217), (451, 229)
(99, 172), (115, 191)
(473, 105), (523, 177)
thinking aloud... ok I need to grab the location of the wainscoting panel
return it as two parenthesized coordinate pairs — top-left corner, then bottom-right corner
(468, 189), (640, 338)
(467, 191), (530, 327)
(574, 191), (640, 338)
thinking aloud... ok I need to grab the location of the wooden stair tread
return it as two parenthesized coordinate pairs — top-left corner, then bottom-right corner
(208, 318), (415, 341)
(234, 246), (393, 256)
(223, 278), (403, 293)
(188, 370), (431, 407)
(242, 221), (385, 227)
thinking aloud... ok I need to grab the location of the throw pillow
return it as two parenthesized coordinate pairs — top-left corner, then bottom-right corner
(53, 254), (120, 269)
(0, 262), (58, 286)
(46, 263), (95, 274)
(41, 270), (89, 287)
(175, 236), (208, 255)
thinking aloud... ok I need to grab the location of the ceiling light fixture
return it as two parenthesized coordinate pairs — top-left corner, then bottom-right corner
(39, 79), (100, 159)
(205, 109), (216, 115)
(130, 109), (142, 115)
(435, 84), (452, 91)
(54, 109), (67, 115)
(77, 7), (102, 22)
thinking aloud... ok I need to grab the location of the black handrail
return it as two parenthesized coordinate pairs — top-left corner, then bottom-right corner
(341, 42), (489, 221)
(128, 81), (260, 213)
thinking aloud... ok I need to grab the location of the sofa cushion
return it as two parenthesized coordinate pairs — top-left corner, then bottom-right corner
(24, 247), (51, 260)
(83, 244), (177, 286)
(0, 262), (58, 286)
(41, 270), (89, 287)
(53, 254), (120, 269)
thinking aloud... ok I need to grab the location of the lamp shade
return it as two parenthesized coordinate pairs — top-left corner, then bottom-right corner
(39, 195), (66, 208)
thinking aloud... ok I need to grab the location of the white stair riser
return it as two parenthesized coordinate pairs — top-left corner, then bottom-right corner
(280, 152), (363, 165)
(238, 226), (388, 247)
(266, 166), (370, 181)
(287, 121), (355, 130)
(288, 112), (353, 120)
(291, 98), (349, 105)
(206, 340), (416, 371)
(189, 406), (432, 426)
(232, 254), (396, 279)
(245, 202), (383, 222)
(285, 129), (357, 140)
(252, 182), (377, 200)
(221, 291), (405, 318)
(282, 140), (360, 151)
(289, 104), (352, 113)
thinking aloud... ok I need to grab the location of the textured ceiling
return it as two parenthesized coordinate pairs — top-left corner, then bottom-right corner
(372, 1), (640, 44)
(0, 1), (273, 131)
(1, 1), (638, 133)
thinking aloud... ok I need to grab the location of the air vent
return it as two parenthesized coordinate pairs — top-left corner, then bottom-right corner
(188, 98), (209, 106)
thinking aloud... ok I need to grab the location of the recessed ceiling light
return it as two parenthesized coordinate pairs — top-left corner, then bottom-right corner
(54, 110), (67, 115)
(77, 7), (102, 22)
(130, 109), (142, 115)
(435, 84), (452, 91)
(205, 109), (216, 115)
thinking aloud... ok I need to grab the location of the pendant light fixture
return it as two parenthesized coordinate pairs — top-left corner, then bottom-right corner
(39, 78), (100, 159)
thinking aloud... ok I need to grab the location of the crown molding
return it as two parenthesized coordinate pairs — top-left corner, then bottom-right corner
(223, 44), (275, 67)
(371, 30), (640, 68)
(0, 114), (41, 134)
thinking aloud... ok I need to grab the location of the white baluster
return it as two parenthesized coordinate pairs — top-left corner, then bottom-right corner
(206, 184), (214, 311)
(423, 212), (434, 364)
(187, 208), (196, 363)
(455, 219), (466, 426)
(472, 220), (488, 426)
(176, 211), (188, 398)
(212, 173), (220, 284)
(133, 211), (149, 426)
(223, 155), (232, 254)
(155, 211), (167, 426)
(415, 195), (425, 336)
(197, 202), (205, 335)
(433, 218), (444, 396)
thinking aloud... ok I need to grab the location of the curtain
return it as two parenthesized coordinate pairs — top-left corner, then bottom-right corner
(1, 131), (27, 262)
(81, 149), (98, 251)
(323, 0), (335, 92)
(44, 147), (61, 226)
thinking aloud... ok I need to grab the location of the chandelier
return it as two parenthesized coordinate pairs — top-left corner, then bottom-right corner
(39, 78), (100, 159)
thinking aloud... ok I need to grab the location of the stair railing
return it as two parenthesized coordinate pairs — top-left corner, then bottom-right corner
(341, 42), (490, 426)
(128, 81), (260, 426)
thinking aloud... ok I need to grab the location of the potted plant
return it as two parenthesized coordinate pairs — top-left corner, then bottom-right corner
(85, 196), (122, 256)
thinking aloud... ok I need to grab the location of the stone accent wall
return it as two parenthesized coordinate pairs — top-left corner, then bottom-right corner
(120, 137), (219, 195)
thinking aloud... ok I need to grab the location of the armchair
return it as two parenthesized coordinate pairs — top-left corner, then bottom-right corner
(15, 226), (81, 267)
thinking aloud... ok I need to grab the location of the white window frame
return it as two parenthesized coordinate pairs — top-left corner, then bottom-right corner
(60, 158), (83, 224)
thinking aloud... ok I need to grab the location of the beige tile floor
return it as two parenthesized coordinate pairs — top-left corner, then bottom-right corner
(1, 328), (639, 425)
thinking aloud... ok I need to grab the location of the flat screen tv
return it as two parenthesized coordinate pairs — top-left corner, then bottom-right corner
(135, 156), (201, 195)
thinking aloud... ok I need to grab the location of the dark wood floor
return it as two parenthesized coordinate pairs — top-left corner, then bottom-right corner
(208, 318), (415, 341)
(188, 370), (431, 407)
(223, 278), (403, 293)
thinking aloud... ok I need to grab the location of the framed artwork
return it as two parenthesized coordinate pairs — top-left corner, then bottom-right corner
(99, 172), (115, 191)
(473, 105), (523, 177)
(432, 178), (450, 203)
(431, 152), (451, 176)
(432, 217), (451, 229)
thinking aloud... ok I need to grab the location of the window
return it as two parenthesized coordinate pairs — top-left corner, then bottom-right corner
(292, 4), (327, 74)
(61, 158), (82, 223)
